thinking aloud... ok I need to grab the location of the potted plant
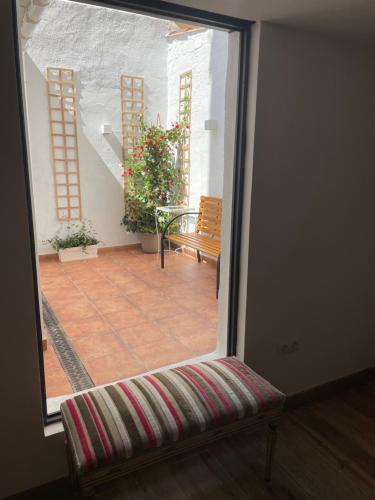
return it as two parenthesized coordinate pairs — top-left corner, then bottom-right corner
(46, 220), (100, 262)
(121, 121), (188, 253)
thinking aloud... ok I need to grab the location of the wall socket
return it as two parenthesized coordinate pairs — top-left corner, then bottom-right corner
(278, 338), (300, 355)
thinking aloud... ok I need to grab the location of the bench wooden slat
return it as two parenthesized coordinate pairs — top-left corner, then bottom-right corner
(198, 196), (222, 244)
(167, 234), (220, 252)
(167, 233), (220, 256)
(168, 237), (220, 254)
(199, 199), (222, 205)
(169, 232), (220, 246)
(200, 195), (222, 202)
(199, 213), (221, 222)
(196, 223), (221, 236)
(199, 207), (222, 216)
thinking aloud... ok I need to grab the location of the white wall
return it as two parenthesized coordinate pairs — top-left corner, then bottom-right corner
(167, 29), (228, 210)
(24, 0), (170, 252)
(245, 22), (375, 394)
(23, 0), (229, 251)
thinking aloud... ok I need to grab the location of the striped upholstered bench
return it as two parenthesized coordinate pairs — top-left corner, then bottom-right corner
(61, 357), (285, 496)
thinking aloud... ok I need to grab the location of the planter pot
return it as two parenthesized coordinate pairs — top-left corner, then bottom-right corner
(138, 233), (159, 254)
(58, 245), (98, 262)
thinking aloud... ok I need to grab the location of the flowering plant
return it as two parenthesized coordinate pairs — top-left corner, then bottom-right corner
(121, 121), (189, 234)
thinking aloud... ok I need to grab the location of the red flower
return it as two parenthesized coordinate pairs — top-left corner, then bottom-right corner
(185, 124), (190, 129)
(175, 123), (179, 129)
(127, 168), (134, 175)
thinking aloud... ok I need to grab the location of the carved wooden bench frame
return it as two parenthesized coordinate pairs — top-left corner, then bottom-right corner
(65, 407), (283, 497)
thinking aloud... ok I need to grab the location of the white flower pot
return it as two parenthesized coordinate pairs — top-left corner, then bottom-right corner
(58, 245), (98, 262)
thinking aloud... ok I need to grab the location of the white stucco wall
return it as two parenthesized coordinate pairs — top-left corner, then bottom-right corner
(167, 29), (228, 210)
(24, 0), (170, 252)
(22, 0), (228, 251)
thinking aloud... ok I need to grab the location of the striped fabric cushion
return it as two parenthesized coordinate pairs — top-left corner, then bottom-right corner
(61, 357), (285, 475)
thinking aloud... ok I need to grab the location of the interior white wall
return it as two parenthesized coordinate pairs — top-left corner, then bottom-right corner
(24, 0), (170, 253)
(5, 0), (375, 495)
(167, 29), (228, 210)
(245, 22), (375, 394)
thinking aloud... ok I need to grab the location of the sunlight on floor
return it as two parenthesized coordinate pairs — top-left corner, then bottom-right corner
(41, 247), (218, 398)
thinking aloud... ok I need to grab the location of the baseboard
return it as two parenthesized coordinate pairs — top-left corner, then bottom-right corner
(98, 243), (141, 254)
(286, 365), (375, 410)
(38, 243), (141, 261)
(38, 252), (58, 262)
(4, 477), (72, 500)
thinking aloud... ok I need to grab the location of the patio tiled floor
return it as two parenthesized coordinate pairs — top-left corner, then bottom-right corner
(40, 247), (218, 398)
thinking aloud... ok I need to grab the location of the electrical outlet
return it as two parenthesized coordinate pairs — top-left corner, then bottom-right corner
(279, 342), (290, 354)
(290, 338), (300, 352)
(278, 338), (300, 354)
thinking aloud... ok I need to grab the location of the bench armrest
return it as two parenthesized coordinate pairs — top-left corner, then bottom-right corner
(161, 212), (201, 239)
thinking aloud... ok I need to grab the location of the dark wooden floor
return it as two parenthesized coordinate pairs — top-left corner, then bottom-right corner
(12, 378), (375, 500)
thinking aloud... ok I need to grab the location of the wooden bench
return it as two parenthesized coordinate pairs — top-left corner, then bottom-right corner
(160, 196), (222, 297)
(61, 357), (285, 497)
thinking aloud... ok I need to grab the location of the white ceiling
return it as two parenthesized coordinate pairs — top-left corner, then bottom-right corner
(170, 0), (375, 43)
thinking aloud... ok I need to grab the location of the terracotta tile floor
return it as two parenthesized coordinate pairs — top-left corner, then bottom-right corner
(40, 247), (218, 398)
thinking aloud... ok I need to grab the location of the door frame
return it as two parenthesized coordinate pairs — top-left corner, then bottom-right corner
(12, 0), (252, 424)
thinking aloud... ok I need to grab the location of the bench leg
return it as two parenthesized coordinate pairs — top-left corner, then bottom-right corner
(216, 254), (221, 299)
(265, 423), (278, 482)
(161, 235), (165, 269)
(65, 440), (79, 493)
(197, 250), (201, 263)
(81, 485), (95, 498)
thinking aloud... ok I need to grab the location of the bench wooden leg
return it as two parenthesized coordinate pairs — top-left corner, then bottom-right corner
(265, 423), (278, 482)
(65, 440), (78, 492)
(197, 250), (201, 263)
(81, 485), (95, 497)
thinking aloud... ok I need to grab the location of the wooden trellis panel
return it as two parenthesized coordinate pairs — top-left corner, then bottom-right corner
(120, 75), (144, 167)
(46, 67), (82, 221)
(179, 70), (192, 204)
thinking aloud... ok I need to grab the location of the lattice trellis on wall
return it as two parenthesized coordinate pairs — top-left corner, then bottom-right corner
(46, 67), (82, 221)
(120, 75), (144, 169)
(179, 70), (192, 204)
